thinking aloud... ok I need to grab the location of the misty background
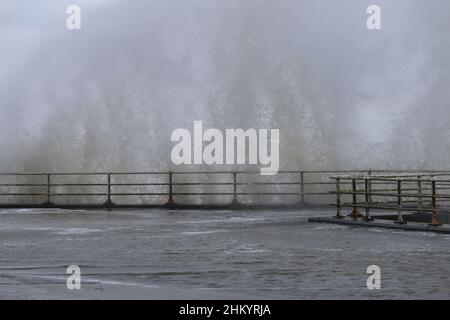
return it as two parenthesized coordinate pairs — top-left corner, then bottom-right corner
(1, 0), (450, 173)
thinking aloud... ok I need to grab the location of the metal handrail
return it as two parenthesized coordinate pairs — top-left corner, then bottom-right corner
(1, 169), (449, 209)
(331, 174), (447, 226)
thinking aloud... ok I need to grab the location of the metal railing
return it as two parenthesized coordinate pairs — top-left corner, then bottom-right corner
(331, 172), (450, 226)
(0, 169), (448, 208)
(0, 170), (328, 207)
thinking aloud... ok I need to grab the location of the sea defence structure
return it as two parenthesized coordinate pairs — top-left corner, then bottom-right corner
(0, 169), (449, 232)
(0, 170), (352, 208)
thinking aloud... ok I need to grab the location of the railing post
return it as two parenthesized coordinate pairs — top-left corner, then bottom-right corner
(231, 172), (238, 208)
(103, 172), (115, 208)
(417, 175), (423, 211)
(363, 176), (374, 221)
(429, 178), (442, 227)
(334, 177), (344, 219)
(394, 178), (406, 224)
(165, 171), (176, 207)
(349, 177), (361, 220)
(299, 171), (305, 206)
(43, 173), (54, 207)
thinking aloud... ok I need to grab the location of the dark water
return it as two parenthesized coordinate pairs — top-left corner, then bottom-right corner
(0, 208), (449, 299)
